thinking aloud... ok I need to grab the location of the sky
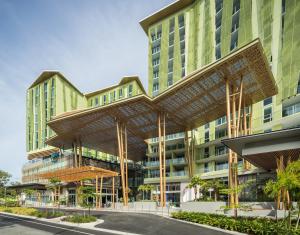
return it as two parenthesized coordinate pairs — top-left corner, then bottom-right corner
(0, 0), (174, 182)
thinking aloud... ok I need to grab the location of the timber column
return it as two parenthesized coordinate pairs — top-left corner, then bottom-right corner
(157, 112), (166, 207)
(116, 120), (129, 206)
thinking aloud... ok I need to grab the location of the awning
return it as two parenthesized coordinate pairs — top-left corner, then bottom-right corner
(46, 39), (277, 162)
(222, 127), (300, 170)
(38, 166), (118, 183)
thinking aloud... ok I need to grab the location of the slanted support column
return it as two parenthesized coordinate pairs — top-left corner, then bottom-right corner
(158, 112), (166, 207)
(95, 175), (98, 209)
(116, 120), (128, 206)
(112, 176), (115, 208)
(225, 78), (245, 208)
(73, 142), (78, 168)
(100, 176), (103, 208)
(185, 131), (193, 177)
(79, 141), (82, 167)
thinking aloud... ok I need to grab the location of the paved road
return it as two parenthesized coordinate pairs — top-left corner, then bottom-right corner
(37, 208), (230, 235)
(0, 213), (113, 235)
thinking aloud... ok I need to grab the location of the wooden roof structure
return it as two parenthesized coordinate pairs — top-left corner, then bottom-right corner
(222, 127), (300, 170)
(46, 39), (277, 162)
(38, 166), (118, 183)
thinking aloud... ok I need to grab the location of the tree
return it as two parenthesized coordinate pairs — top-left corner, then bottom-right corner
(264, 160), (300, 229)
(46, 178), (61, 208)
(0, 170), (11, 198)
(220, 179), (254, 218)
(186, 176), (206, 201)
(79, 185), (95, 216)
(206, 179), (226, 201)
(138, 184), (155, 201)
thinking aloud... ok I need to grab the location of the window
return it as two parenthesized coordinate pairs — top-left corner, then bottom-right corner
(205, 123), (210, 129)
(103, 95), (107, 105)
(169, 33), (174, 46)
(282, 103), (300, 117)
(263, 97), (272, 106)
(205, 131), (209, 142)
(215, 146), (228, 156)
(216, 162), (228, 171)
(215, 129), (227, 139)
(204, 163), (209, 173)
(153, 71), (159, 79)
(50, 79), (55, 117)
(152, 58), (160, 66)
(128, 85), (133, 97)
(44, 82), (48, 120)
(216, 116), (226, 125)
(216, 0), (223, 13)
(297, 78), (300, 94)
(204, 147), (209, 158)
(178, 14), (184, 28)
(230, 30), (238, 51)
(215, 28), (221, 45)
(95, 97), (99, 106)
(263, 107), (272, 123)
(119, 88), (123, 98)
(152, 45), (160, 54)
(231, 12), (240, 32)
(169, 18), (175, 33)
(215, 45), (221, 60)
(153, 83), (159, 92)
(232, 0), (240, 15)
(167, 77), (173, 87)
(215, 12), (222, 29)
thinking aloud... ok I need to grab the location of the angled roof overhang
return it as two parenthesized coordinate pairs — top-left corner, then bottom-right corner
(38, 166), (118, 183)
(46, 39), (278, 162)
(139, 0), (195, 34)
(222, 128), (300, 170)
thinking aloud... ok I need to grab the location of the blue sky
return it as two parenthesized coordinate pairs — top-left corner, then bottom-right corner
(0, 0), (173, 181)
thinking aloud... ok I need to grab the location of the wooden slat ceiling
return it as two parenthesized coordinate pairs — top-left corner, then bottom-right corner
(243, 149), (300, 170)
(38, 166), (118, 183)
(46, 39), (278, 162)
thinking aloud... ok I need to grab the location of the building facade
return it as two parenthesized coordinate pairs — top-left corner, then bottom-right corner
(23, 72), (145, 188)
(140, 0), (300, 203)
(22, 0), (300, 206)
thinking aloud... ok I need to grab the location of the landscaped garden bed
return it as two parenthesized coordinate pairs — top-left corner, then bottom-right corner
(30, 210), (64, 218)
(62, 214), (97, 223)
(0, 206), (37, 216)
(171, 211), (300, 235)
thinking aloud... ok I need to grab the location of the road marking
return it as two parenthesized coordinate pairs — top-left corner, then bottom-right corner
(0, 213), (142, 235)
(0, 214), (96, 235)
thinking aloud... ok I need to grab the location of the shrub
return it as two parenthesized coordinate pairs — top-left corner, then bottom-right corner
(0, 206), (37, 216)
(3, 208), (12, 213)
(171, 211), (300, 235)
(62, 214), (97, 223)
(30, 210), (64, 219)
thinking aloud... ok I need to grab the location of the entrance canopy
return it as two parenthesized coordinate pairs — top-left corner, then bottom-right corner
(222, 127), (300, 170)
(39, 166), (118, 183)
(46, 39), (277, 161)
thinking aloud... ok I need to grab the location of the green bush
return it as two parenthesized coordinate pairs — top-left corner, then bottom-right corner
(62, 214), (97, 223)
(3, 208), (12, 213)
(171, 211), (300, 235)
(30, 210), (64, 219)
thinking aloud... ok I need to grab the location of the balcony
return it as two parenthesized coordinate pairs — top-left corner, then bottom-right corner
(144, 158), (186, 168)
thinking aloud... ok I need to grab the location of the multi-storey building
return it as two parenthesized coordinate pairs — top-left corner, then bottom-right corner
(23, 71), (145, 203)
(140, 0), (300, 203)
